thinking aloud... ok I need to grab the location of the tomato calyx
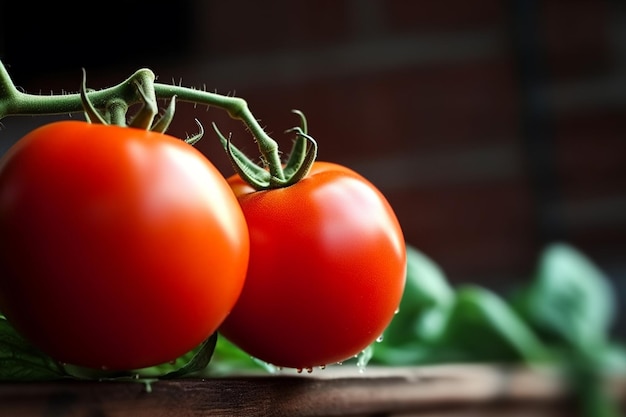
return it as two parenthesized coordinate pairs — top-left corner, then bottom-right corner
(79, 68), (204, 145)
(213, 110), (318, 190)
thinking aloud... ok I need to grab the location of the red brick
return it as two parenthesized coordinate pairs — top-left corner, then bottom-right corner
(388, 180), (537, 282)
(554, 109), (626, 198)
(385, 0), (506, 34)
(230, 58), (521, 165)
(195, 0), (351, 57)
(540, 0), (613, 79)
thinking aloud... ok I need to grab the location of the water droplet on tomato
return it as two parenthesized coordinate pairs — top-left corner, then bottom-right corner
(376, 334), (384, 343)
(394, 307), (400, 314)
(319, 365), (326, 370)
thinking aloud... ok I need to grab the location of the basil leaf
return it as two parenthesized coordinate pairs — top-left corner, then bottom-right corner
(204, 334), (274, 376)
(509, 244), (621, 417)
(370, 246), (455, 365)
(63, 334), (219, 381)
(0, 313), (219, 381)
(382, 245), (454, 346)
(512, 243), (615, 351)
(159, 333), (217, 379)
(432, 286), (551, 364)
(0, 315), (67, 381)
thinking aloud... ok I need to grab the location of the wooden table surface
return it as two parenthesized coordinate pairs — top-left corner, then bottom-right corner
(1, 364), (624, 417)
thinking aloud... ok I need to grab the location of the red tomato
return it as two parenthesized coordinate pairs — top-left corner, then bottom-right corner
(0, 121), (249, 371)
(219, 161), (406, 369)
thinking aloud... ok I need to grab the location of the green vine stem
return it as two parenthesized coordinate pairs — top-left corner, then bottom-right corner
(0, 60), (285, 183)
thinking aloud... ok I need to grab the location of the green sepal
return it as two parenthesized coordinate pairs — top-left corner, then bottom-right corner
(283, 109), (309, 174)
(214, 110), (318, 191)
(151, 95), (177, 133)
(271, 128), (317, 188)
(213, 122), (272, 187)
(128, 79), (158, 129)
(184, 119), (204, 146)
(80, 68), (108, 125)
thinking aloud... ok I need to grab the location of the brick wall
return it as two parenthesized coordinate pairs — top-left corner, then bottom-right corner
(2, 1), (625, 302)
(175, 0), (626, 288)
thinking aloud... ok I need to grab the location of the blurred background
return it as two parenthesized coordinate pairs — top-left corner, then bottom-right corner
(1, 1), (625, 334)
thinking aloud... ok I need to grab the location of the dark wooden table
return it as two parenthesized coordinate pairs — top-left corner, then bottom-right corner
(1, 364), (624, 416)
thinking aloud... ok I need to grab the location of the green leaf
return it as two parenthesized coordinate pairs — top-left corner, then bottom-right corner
(382, 246), (454, 345)
(0, 313), (220, 382)
(509, 243), (622, 417)
(204, 334), (274, 376)
(432, 286), (551, 364)
(63, 335), (219, 381)
(0, 315), (67, 381)
(159, 333), (217, 379)
(511, 243), (615, 351)
(569, 353), (623, 417)
(371, 246), (455, 365)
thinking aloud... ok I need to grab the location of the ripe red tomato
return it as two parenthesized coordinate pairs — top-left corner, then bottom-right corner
(0, 121), (249, 371)
(219, 161), (406, 370)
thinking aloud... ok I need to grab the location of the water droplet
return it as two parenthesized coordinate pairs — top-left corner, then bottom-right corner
(357, 345), (373, 373)
(394, 307), (400, 315)
(264, 363), (279, 374)
(319, 365), (326, 370)
(306, 367), (313, 374)
(376, 334), (384, 343)
(296, 368), (303, 374)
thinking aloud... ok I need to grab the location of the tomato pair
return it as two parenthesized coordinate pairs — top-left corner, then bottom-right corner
(0, 120), (406, 371)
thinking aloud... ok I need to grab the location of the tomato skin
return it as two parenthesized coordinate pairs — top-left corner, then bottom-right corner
(0, 121), (249, 370)
(219, 162), (406, 369)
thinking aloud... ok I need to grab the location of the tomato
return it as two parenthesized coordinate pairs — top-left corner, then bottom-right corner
(219, 161), (406, 369)
(0, 120), (249, 371)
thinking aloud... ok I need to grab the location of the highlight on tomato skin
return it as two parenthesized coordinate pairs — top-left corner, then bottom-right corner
(0, 120), (250, 371)
(219, 161), (407, 370)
